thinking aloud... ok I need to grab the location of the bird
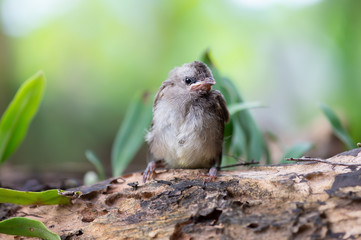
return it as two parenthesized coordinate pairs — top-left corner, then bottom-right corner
(142, 61), (229, 183)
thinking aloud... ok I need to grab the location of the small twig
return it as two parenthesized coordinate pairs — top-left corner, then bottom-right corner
(225, 154), (246, 162)
(286, 156), (361, 167)
(219, 160), (259, 169)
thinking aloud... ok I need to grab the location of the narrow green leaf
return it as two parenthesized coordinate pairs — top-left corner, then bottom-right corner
(0, 217), (60, 240)
(319, 103), (355, 149)
(221, 121), (246, 166)
(228, 102), (265, 116)
(111, 92), (152, 176)
(0, 188), (71, 205)
(247, 120), (268, 162)
(281, 142), (313, 163)
(85, 150), (105, 180)
(0, 71), (46, 166)
(228, 120), (246, 162)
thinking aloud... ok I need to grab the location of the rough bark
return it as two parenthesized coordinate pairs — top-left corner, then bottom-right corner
(2, 148), (361, 240)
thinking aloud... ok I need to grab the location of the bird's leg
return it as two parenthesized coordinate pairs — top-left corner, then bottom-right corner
(142, 160), (164, 183)
(204, 166), (218, 182)
(204, 154), (221, 182)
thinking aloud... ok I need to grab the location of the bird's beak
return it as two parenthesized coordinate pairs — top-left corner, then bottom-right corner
(190, 77), (216, 92)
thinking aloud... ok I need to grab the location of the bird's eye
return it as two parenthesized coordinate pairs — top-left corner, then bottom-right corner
(184, 77), (192, 85)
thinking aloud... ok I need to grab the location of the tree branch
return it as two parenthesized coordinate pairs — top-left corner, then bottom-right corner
(286, 156), (361, 166)
(219, 159), (259, 169)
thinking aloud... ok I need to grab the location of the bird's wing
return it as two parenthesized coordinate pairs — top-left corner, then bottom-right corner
(211, 90), (230, 168)
(213, 90), (229, 123)
(147, 82), (170, 164)
(153, 81), (173, 108)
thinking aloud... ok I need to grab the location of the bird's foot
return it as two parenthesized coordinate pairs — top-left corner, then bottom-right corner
(142, 160), (164, 183)
(204, 166), (217, 182)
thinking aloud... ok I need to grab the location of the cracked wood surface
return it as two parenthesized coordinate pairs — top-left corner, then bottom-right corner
(2, 148), (361, 239)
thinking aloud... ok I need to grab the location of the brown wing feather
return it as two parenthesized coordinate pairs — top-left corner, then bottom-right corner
(211, 90), (229, 167)
(147, 81), (173, 163)
(153, 81), (173, 108)
(213, 90), (229, 124)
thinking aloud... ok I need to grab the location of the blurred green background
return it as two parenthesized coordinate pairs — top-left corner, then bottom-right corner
(0, 0), (360, 181)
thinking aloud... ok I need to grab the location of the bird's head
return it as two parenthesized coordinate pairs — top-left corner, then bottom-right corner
(168, 61), (215, 94)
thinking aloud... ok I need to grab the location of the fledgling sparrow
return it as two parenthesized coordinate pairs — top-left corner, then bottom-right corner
(143, 61), (229, 183)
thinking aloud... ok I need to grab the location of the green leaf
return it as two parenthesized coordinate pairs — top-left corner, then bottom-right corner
(85, 150), (105, 180)
(228, 102), (265, 116)
(0, 71), (46, 166)
(0, 217), (60, 240)
(0, 188), (71, 205)
(111, 92), (153, 176)
(319, 103), (355, 149)
(281, 142), (313, 163)
(228, 120), (246, 164)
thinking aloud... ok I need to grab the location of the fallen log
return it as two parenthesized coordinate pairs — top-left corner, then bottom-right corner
(2, 148), (361, 239)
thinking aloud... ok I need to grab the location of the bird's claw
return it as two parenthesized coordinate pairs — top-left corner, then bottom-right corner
(204, 166), (217, 182)
(142, 161), (156, 184)
(142, 160), (165, 183)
